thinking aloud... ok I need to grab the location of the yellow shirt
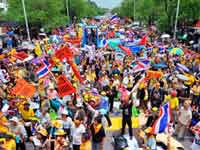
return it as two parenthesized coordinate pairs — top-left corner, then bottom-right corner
(192, 85), (200, 95)
(3, 139), (16, 150)
(164, 95), (179, 110)
(80, 140), (92, 150)
(0, 113), (8, 133)
(19, 105), (35, 120)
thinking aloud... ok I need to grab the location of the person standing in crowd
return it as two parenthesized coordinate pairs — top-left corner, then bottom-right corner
(90, 116), (106, 150)
(98, 91), (112, 127)
(164, 90), (179, 123)
(71, 118), (86, 150)
(9, 117), (27, 150)
(120, 98), (133, 139)
(176, 100), (192, 140)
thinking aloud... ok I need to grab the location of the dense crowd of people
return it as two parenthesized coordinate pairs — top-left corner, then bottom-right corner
(0, 16), (200, 150)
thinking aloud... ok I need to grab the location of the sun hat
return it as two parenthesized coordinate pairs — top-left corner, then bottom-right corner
(61, 109), (68, 115)
(55, 129), (66, 136)
(37, 127), (48, 137)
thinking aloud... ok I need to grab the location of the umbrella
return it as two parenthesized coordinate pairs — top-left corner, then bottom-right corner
(176, 63), (190, 72)
(169, 48), (184, 56)
(161, 34), (170, 38)
(176, 74), (189, 81)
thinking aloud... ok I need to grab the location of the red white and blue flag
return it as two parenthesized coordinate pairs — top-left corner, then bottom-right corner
(36, 60), (54, 79)
(110, 15), (120, 24)
(151, 102), (171, 134)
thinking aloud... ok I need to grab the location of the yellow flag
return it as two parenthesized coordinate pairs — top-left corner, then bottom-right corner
(34, 42), (42, 56)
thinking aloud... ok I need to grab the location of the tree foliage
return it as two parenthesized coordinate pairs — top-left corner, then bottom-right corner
(3, 0), (105, 31)
(114, 0), (200, 32)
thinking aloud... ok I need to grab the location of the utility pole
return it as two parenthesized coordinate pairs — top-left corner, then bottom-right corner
(21, 0), (31, 41)
(66, 0), (70, 23)
(133, 0), (135, 20)
(173, 0), (180, 40)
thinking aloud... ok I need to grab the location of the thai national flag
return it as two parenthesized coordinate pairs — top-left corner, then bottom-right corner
(110, 15), (120, 23)
(131, 59), (150, 73)
(151, 102), (171, 134)
(36, 60), (54, 79)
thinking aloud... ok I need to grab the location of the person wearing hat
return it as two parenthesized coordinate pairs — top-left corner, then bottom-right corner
(61, 109), (73, 138)
(18, 101), (35, 121)
(175, 100), (192, 140)
(18, 101), (35, 138)
(30, 127), (50, 150)
(164, 90), (179, 123)
(9, 117), (27, 150)
(74, 102), (86, 122)
(54, 129), (69, 150)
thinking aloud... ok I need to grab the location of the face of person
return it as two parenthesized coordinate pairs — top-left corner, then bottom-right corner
(10, 121), (17, 126)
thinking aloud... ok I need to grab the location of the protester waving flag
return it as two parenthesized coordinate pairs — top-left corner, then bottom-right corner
(151, 102), (171, 134)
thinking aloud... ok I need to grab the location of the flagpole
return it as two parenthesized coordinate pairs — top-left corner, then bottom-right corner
(66, 0), (70, 23)
(21, 0), (31, 41)
(173, 0), (180, 40)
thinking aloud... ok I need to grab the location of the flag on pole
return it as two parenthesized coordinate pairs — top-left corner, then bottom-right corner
(57, 75), (76, 97)
(36, 59), (54, 79)
(151, 102), (171, 134)
(110, 15), (120, 24)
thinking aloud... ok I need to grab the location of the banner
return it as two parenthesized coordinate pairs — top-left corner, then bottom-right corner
(12, 79), (36, 98)
(55, 46), (73, 61)
(63, 37), (81, 45)
(57, 75), (76, 97)
(13, 51), (29, 61)
(146, 70), (163, 79)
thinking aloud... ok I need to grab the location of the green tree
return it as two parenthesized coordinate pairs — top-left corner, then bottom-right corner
(114, 0), (200, 32)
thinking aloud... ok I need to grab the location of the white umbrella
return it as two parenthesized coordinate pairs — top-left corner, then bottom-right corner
(161, 34), (170, 38)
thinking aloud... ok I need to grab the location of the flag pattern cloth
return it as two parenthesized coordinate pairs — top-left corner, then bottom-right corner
(36, 59), (53, 79)
(151, 102), (171, 134)
(110, 15), (120, 24)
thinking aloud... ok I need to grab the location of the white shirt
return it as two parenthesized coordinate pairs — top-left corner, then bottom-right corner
(62, 117), (73, 129)
(71, 124), (85, 145)
(178, 107), (192, 126)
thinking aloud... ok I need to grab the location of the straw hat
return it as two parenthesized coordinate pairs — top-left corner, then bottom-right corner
(51, 120), (63, 128)
(37, 127), (48, 137)
(55, 129), (66, 136)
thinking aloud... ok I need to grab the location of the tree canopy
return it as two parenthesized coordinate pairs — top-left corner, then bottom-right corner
(113, 0), (200, 32)
(2, 0), (105, 31)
